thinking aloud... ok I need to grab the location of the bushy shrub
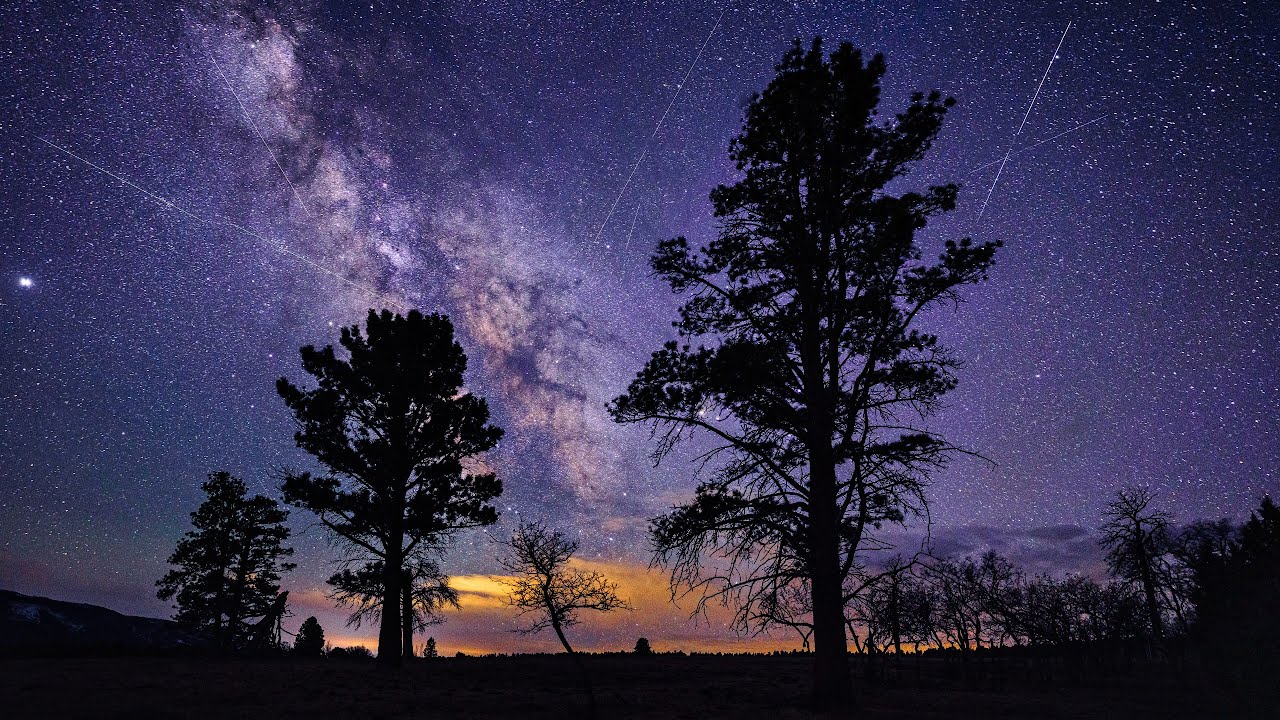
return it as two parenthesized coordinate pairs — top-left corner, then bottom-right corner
(327, 645), (375, 660)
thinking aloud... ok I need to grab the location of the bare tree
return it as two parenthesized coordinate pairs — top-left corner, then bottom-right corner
(925, 557), (980, 653)
(499, 522), (629, 718)
(1099, 487), (1173, 644)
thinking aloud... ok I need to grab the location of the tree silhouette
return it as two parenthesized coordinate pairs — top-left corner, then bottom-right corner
(327, 556), (460, 657)
(500, 522), (629, 717)
(634, 637), (652, 655)
(278, 309), (503, 667)
(328, 645), (375, 660)
(425, 636), (438, 658)
(609, 38), (998, 708)
(1190, 496), (1280, 680)
(1099, 487), (1173, 646)
(926, 557), (982, 653)
(294, 616), (325, 657)
(852, 556), (933, 659)
(156, 471), (294, 652)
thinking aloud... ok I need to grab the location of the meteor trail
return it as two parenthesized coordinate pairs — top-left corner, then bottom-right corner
(964, 112), (1111, 177)
(36, 135), (404, 310)
(621, 202), (641, 253)
(202, 46), (314, 218)
(974, 21), (1072, 226)
(590, 7), (725, 248)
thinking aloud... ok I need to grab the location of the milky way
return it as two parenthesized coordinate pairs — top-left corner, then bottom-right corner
(1, 1), (1276, 651)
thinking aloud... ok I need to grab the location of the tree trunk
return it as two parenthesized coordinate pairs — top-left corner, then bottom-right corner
(378, 543), (403, 667)
(228, 544), (250, 651)
(552, 620), (597, 719)
(799, 271), (851, 710)
(213, 582), (229, 653)
(808, 444), (852, 709)
(890, 580), (903, 657)
(1136, 539), (1165, 642)
(401, 570), (415, 658)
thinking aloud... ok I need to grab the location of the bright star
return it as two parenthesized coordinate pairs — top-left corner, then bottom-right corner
(18, 276), (33, 288)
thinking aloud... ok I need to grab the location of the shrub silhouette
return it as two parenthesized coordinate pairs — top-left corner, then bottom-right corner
(328, 645), (374, 660)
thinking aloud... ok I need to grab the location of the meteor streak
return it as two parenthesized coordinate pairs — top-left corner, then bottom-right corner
(202, 46), (314, 218)
(36, 135), (405, 310)
(590, 7), (725, 248)
(974, 21), (1072, 226)
(964, 113), (1111, 177)
(621, 202), (641, 253)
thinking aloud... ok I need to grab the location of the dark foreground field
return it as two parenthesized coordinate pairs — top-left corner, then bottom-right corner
(2, 654), (1270, 719)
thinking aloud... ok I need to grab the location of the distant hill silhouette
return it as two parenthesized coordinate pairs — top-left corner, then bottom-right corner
(1, 589), (207, 655)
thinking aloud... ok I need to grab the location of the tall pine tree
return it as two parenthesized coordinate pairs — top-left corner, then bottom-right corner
(157, 471), (294, 651)
(278, 309), (503, 667)
(610, 39), (998, 707)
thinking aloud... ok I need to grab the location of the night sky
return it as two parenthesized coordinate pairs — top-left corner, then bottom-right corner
(1, 0), (1277, 653)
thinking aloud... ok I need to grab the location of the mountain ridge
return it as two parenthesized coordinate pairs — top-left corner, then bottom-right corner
(1, 588), (208, 654)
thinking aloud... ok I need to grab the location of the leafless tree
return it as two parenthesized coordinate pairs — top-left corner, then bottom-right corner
(499, 522), (629, 718)
(1099, 487), (1174, 644)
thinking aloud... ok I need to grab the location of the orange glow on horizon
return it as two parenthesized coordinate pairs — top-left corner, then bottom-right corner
(287, 558), (806, 656)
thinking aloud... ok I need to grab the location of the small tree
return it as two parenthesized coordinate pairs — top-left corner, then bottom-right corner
(1099, 487), (1173, 643)
(634, 637), (653, 655)
(500, 522), (629, 718)
(295, 616), (325, 657)
(424, 636), (438, 658)
(279, 309), (503, 667)
(157, 471), (294, 651)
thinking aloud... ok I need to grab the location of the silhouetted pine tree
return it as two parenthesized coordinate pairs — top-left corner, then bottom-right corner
(610, 38), (998, 708)
(278, 310), (502, 668)
(1192, 496), (1280, 681)
(156, 472), (294, 651)
(294, 616), (325, 657)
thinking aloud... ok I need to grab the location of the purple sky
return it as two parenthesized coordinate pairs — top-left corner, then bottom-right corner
(1, 0), (1276, 651)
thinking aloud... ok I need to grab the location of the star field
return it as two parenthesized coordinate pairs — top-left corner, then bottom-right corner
(0, 0), (1276, 651)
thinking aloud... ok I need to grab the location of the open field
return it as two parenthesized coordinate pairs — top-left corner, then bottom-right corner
(2, 654), (1270, 719)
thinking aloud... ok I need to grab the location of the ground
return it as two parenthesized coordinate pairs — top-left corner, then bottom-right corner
(1, 654), (1268, 719)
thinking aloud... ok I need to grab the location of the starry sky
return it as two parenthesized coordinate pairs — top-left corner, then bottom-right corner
(1, 0), (1277, 653)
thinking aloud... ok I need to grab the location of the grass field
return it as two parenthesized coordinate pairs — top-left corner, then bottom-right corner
(2, 654), (1270, 719)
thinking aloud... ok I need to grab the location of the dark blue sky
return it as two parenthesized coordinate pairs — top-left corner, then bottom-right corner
(1, 0), (1276, 649)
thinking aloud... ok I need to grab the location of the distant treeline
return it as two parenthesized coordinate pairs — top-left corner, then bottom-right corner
(840, 491), (1278, 687)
